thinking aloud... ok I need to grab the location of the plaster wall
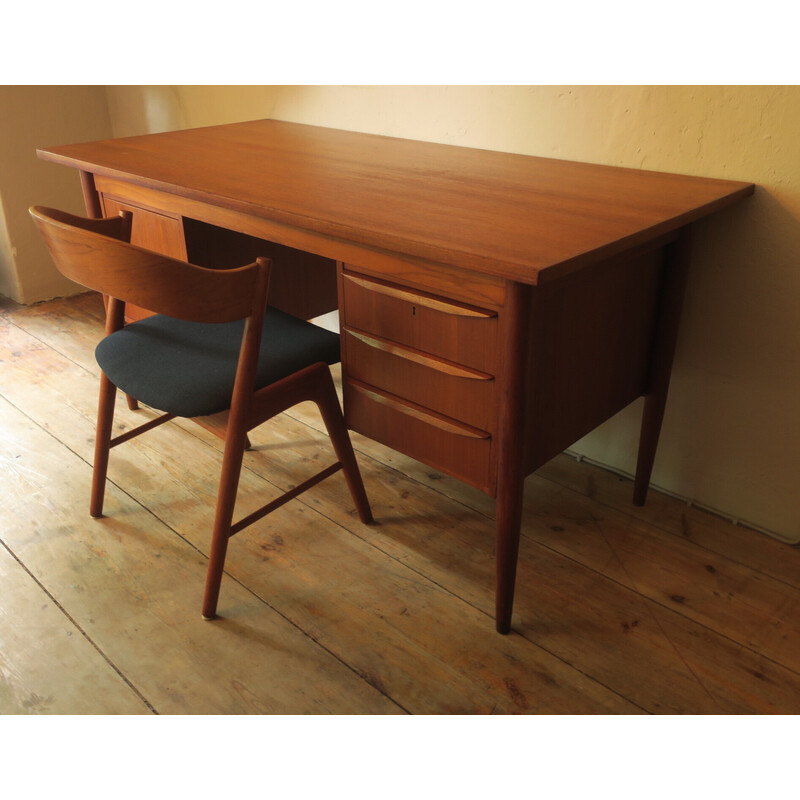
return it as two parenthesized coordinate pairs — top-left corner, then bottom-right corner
(0, 86), (113, 303)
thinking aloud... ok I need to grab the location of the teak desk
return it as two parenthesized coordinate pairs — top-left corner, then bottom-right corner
(38, 119), (754, 633)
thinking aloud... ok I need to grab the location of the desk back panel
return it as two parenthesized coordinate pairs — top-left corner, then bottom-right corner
(182, 219), (338, 321)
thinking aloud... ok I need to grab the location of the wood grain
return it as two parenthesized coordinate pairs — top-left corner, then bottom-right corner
(0, 544), (150, 714)
(38, 119), (754, 285)
(231, 397), (800, 713)
(538, 453), (800, 590)
(30, 205), (262, 324)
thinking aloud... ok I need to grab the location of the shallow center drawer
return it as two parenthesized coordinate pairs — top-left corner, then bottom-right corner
(341, 271), (498, 373)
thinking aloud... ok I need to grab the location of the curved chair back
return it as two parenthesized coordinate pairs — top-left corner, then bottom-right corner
(30, 206), (266, 323)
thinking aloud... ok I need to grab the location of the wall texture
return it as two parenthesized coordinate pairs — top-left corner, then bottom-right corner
(10, 85), (800, 543)
(0, 86), (114, 303)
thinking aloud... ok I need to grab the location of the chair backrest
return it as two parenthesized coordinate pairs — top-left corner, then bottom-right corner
(30, 206), (268, 324)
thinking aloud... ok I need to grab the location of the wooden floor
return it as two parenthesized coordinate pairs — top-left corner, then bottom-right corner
(2, 291), (799, 715)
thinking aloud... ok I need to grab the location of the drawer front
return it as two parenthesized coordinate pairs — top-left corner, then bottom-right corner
(345, 381), (492, 492)
(101, 195), (188, 322)
(341, 271), (498, 373)
(101, 195), (187, 260)
(343, 328), (494, 432)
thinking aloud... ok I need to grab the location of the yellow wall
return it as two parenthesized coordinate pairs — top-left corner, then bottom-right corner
(8, 85), (800, 544)
(0, 86), (114, 303)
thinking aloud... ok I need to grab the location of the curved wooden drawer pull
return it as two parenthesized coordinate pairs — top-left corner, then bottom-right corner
(350, 382), (491, 440)
(346, 329), (494, 381)
(343, 273), (497, 318)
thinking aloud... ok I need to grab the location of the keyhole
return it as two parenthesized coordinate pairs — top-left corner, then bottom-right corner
(411, 305), (417, 317)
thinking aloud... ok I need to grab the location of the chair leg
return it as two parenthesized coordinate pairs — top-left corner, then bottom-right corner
(125, 394), (139, 411)
(201, 420), (250, 619)
(90, 373), (117, 518)
(314, 369), (373, 525)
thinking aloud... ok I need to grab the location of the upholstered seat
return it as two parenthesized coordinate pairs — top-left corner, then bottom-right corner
(96, 308), (341, 418)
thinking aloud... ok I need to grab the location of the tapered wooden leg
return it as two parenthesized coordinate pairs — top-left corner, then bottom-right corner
(125, 394), (139, 411)
(202, 359), (372, 618)
(202, 423), (249, 619)
(79, 170), (103, 218)
(91, 296), (126, 518)
(494, 281), (531, 634)
(315, 369), (373, 525)
(633, 395), (668, 506)
(90, 373), (117, 518)
(495, 476), (526, 635)
(633, 227), (692, 506)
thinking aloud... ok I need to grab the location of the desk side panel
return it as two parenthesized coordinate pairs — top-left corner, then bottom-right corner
(524, 245), (666, 473)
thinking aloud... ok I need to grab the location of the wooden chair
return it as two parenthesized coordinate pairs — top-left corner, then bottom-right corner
(30, 205), (373, 619)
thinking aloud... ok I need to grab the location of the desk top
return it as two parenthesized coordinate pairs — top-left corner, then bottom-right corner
(38, 119), (754, 285)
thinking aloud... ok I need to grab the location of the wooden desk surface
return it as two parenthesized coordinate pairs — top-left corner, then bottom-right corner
(38, 119), (754, 285)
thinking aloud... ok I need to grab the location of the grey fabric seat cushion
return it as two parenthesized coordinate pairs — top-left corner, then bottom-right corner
(95, 307), (341, 418)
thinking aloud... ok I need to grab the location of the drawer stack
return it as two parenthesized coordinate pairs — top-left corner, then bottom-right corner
(339, 266), (501, 493)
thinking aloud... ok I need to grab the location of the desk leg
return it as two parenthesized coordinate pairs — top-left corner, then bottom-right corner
(633, 226), (692, 505)
(79, 170), (103, 218)
(495, 472), (526, 634)
(495, 282), (531, 634)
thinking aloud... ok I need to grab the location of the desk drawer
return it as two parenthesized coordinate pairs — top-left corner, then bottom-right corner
(345, 381), (492, 492)
(341, 271), (498, 373)
(343, 328), (495, 432)
(101, 193), (188, 322)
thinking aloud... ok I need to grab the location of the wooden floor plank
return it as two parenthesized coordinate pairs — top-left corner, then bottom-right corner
(1, 302), (633, 714)
(283, 374), (800, 660)
(515, 481), (800, 669)
(238, 415), (800, 713)
(0, 544), (150, 714)
(265, 395), (800, 712)
(538, 453), (800, 586)
(4, 292), (107, 372)
(0, 394), (401, 715)
(3, 291), (799, 714)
